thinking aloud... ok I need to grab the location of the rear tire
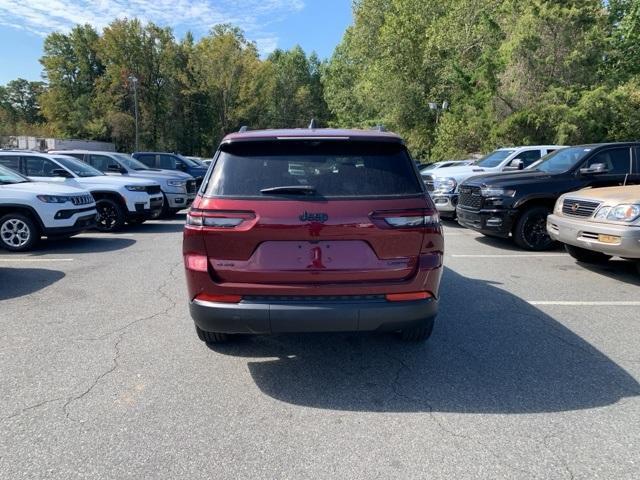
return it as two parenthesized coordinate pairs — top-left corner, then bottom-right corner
(195, 325), (230, 344)
(565, 245), (612, 264)
(95, 198), (126, 232)
(0, 213), (39, 252)
(513, 206), (555, 251)
(400, 317), (435, 342)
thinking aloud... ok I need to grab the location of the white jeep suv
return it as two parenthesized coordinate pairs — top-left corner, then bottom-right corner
(50, 150), (197, 216)
(0, 164), (96, 251)
(426, 146), (565, 218)
(0, 152), (163, 232)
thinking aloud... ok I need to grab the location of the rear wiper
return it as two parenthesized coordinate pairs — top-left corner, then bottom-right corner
(260, 185), (317, 195)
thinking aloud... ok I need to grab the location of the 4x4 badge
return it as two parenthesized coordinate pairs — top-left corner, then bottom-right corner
(299, 211), (329, 223)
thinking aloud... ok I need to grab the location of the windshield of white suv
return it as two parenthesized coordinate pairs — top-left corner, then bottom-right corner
(476, 149), (516, 168)
(113, 153), (150, 171)
(54, 156), (105, 177)
(534, 147), (592, 174)
(0, 164), (29, 184)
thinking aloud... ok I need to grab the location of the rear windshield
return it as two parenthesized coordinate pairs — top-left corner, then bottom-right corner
(204, 141), (423, 199)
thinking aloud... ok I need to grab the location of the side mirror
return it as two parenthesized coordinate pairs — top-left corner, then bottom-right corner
(107, 164), (124, 173)
(176, 162), (186, 171)
(579, 163), (609, 175)
(52, 168), (72, 178)
(503, 159), (524, 171)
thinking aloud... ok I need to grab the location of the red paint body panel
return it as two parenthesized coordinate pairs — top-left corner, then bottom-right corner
(183, 195), (443, 298)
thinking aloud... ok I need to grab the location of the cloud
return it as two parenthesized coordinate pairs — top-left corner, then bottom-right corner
(0, 0), (304, 50)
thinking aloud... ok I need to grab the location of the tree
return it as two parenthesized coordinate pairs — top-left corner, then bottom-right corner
(39, 24), (104, 137)
(188, 25), (262, 148)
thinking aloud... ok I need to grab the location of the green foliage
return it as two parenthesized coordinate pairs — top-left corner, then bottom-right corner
(1, 19), (331, 154)
(3, 4), (640, 158)
(325, 0), (640, 160)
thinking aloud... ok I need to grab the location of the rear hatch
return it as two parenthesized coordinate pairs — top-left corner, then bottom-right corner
(190, 139), (434, 285)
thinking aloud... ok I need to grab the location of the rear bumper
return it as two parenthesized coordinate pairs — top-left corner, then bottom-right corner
(456, 207), (515, 237)
(547, 214), (640, 258)
(190, 297), (438, 334)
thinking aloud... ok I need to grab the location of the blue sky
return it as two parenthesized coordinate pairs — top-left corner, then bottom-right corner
(0, 0), (352, 84)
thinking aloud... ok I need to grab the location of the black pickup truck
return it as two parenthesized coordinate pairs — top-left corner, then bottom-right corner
(456, 143), (640, 250)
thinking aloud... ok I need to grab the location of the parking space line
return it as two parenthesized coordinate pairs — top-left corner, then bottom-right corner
(529, 301), (640, 306)
(0, 258), (74, 262)
(451, 254), (566, 258)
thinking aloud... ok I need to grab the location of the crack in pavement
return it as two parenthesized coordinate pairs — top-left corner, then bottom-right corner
(61, 260), (183, 422)
(62, 333), (124, 421)
(542, 432), (576, 480)
(385, 352), (539, 479)
(73, 260), (183, 343)
(1, 396), (66, 422)
(3, 260), (183, 424)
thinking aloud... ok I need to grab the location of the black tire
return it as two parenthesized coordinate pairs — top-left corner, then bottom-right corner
(565, 245), (612, 264)
(0, 213), (39, 252)
(95, 198), (126, 232)
(195, 325), (230, 344)
(400, 317), (435, 342)
(513, 206), (555, 251)
(636, 262), (640, 275)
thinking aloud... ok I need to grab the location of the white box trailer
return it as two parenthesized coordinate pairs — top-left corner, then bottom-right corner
(2, 136), (115, 152)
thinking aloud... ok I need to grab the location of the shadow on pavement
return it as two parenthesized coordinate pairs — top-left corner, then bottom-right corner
(0, 267), (65, 301)
(570, 259), (640, 287)
(29, 237), (136, 254)
(473, 234), (563, 252)
(208, 267), (639, 414)
(125, 220), (185, 234)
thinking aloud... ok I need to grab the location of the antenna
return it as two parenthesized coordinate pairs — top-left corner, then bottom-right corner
(308, 119), (317, 129)
(239, 126), (248, 133)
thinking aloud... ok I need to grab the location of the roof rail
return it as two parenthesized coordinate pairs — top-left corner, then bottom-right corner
(238, 126), (249, 133)
(373, 125), (386, 132)
(308, 119), (317, 129)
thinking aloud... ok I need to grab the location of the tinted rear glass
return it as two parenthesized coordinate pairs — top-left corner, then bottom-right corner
(204, 141), (423, 199)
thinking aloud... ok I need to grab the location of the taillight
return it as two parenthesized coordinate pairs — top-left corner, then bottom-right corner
(385, 292), (433, 302)
(186, 210), (255, 229)
(184, 253), (208, 272)
(371, 209), (440, 228)
(194, 293), (242, 303)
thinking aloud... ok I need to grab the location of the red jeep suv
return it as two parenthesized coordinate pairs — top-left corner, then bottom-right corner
(183, 128), (444, 343)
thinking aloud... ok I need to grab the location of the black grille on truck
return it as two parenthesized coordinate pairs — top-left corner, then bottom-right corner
(145, 185), (162, 195)
(457, 186), (483, 210)
(562, 198), (600, 217)
(186, 180), (197, 194)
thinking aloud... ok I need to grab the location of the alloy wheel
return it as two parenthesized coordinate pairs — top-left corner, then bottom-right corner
(96, 203), (118, 231)
(1, 218), (31, 248)
(523, 213), (551, 249)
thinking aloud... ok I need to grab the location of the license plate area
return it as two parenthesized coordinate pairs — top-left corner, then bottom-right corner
(210, 241), (417, 284)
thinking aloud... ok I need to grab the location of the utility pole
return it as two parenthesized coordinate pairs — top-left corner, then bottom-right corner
(128, 75), (139, 151)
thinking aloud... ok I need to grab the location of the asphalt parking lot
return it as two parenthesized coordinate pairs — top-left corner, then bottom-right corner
(1, 218), (639, 480)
